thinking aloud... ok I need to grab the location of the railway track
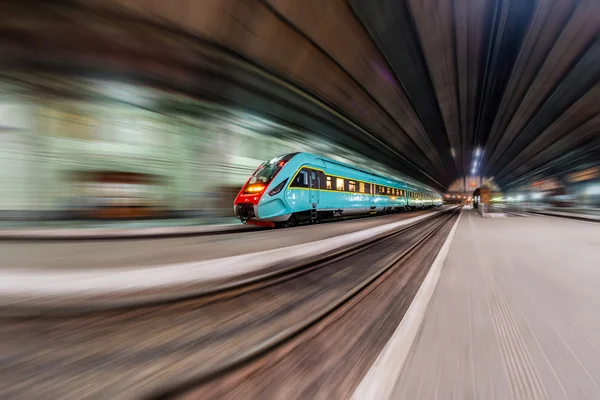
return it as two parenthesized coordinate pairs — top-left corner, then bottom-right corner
(0, 207), (460, 399)
(0, 209), (442, 316)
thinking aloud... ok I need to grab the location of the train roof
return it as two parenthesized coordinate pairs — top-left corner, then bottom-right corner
(287, 152), (441, 196)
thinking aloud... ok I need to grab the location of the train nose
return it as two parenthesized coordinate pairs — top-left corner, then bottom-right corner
(235, 203), (256, 221)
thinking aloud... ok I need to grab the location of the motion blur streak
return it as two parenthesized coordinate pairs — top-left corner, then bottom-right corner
(1, 1), (599, 400)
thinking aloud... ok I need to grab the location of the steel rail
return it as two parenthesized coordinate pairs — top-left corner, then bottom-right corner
(145, 207), (461, 400)
(1, 208), (458, 317)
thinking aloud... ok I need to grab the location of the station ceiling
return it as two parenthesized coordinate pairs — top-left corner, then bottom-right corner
(2, 0), (599, 192)
(348, 0), (600, 191)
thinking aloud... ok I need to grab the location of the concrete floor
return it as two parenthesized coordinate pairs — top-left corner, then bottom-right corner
(0, 209), (438, 270)
(392, 209), (600, 399)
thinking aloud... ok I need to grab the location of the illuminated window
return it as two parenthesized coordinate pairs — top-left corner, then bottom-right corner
(326, 176), (332, 190)
(336, 178), (344, 191)
(387, 187), (390, 195)
(348, 180), (356, 192)
(359, 182), (365, 193)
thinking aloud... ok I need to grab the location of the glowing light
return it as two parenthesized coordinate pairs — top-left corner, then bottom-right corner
(586, 184), (600, 196)
(531, 192), (543, 200)
(246, 184), (265, 193)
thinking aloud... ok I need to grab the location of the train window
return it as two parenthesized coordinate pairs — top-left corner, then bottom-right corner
(379, 186), (385, 195)
(326, 176), (332, 190)
(291, 169), (309, 188)
(310, 170), (319, 189)
(336, 177), (344, 191)
(365, 183), (371, 194)
(359, 182), (365, 193)
(348, 180), (356, 192)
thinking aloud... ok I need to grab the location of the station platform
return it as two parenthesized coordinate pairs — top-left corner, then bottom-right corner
(0, 209), (446, 310)
(364, 207), (600, 399)
(529, 207), (600, 222)
(0, 217), (248, 239)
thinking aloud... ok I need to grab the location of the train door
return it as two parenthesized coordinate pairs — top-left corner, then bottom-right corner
(369, 180), (376, 207)
(309, 169), (320, 208)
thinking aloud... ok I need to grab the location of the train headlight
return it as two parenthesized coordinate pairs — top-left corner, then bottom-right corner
(268, 178), (288, 196)
(245, 184), (266, 193)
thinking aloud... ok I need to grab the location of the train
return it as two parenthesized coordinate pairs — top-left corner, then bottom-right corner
(234, 152), (443, 227)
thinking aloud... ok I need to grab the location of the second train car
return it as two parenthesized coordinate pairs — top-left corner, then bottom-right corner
(234, 152), (443, 227)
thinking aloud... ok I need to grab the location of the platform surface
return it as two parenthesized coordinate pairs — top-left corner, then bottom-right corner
(0, 217), (246, 239)
(0, 210), (438, 271)
(393, 209), (600, 399)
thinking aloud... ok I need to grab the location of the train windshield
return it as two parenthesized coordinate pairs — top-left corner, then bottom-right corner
(248, 153), (298, 184)
(250, 162), (281, 184)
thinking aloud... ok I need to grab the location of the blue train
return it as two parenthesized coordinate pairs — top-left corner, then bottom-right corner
(234, 152), (443, 227)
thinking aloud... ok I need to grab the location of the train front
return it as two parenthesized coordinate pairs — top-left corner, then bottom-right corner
(233, 153), (298, 226)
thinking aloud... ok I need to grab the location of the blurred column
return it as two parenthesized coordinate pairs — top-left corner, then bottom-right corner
(0, 102), (39, 220)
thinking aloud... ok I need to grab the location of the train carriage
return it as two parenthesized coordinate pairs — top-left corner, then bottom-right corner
(234, 152), (442, 227)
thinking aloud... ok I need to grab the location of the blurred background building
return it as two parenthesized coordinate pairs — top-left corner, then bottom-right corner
(0, 0), (598, 224)
(0, 73), (426, 222)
